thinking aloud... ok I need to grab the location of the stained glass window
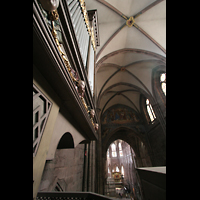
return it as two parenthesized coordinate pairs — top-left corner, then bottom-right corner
(119, 142), (123, 157)
(111, 143), (117, 157)
(160, 73), (166, 96)
(119, 142), (122, 150)
(111, 143), (116, 151)
(146, 99), (156, 122)
(112, 151), (117, 157)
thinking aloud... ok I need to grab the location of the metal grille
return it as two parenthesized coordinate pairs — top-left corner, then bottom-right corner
(33, 84), (52, 156)
(67, 0), (90, 67)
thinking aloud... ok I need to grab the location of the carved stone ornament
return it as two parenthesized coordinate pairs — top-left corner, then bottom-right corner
(95, 123), (99, 131)
(77, 80), (85, 98)
(48, 10), (59, 21)
(39, 0), (59, 12)
(90, 109), (95, 119)
(126, 16), (135, 27)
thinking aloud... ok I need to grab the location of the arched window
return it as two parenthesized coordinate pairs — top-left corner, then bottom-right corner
(111, 143), (117, 157)
(57, 132), (74, 149)
(160, 73), (166, 96)
(119, 142), (123, 157)
(116, 166), (119, 172)
(146, 99), (156, 122)
(121, 166), (124, 175)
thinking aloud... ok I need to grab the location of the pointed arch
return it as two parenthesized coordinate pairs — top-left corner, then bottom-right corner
(96, 48), (166, 72)
(57, 132), (74, 149)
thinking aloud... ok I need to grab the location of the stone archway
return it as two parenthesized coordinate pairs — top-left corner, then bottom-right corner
(57, 132), (74, 149)
(102, 127), (152, 199)
(39, 135), (85, 192)
(103, 127), (152, 167)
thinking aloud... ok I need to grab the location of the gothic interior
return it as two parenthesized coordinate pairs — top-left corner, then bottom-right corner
(33, 0), (166, 200)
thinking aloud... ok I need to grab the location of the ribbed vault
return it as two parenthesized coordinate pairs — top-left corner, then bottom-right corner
(85, 0), (166, 140)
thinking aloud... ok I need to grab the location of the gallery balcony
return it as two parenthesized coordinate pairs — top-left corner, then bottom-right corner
(33, 0), (99, 141)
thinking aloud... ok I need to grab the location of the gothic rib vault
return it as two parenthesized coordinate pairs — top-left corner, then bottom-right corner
(85, 0), (166, 125)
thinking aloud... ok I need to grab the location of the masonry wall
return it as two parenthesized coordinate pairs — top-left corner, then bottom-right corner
(39, 144), (85, 191)
(33, 65), (61, 199)
(147, 124), (166, 166)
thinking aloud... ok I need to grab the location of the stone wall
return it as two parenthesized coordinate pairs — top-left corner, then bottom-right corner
(147, 124), (166, 166)
(39, 143), (85, 192)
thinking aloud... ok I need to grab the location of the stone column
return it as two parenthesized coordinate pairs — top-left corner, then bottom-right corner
(91, 140), (96, 192)
(152, 103), (166, 135)
(83, 143), (89, 191)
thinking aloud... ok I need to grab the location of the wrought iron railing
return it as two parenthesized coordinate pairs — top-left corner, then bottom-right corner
(36, 192), (114, 200)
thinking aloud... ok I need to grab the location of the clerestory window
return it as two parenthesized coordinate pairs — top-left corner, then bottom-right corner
(111, 143), (117, 157)
(119, 142), (123, 157)
(146, 99), (156, 122)
(160, 73), (166, 96)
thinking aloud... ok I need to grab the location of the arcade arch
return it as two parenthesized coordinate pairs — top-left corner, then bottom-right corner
(102, 126), (152, 198)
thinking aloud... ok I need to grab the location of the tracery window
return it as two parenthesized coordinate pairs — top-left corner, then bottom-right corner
(146, 99), (156, 122)
(160, 73), (166, 96)
(111, 143), (117, 157)
(119, 142), (123, 157)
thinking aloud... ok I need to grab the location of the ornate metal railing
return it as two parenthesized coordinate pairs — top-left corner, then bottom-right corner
(36, 0), (99, 131)
(67, 0), (90, 67)
(36, 192), (114, 200)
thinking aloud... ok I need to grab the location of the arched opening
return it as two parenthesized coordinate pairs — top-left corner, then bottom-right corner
(57, 132), (74, 149)
(105, 139), (137, 198)
(103, 127), (152, 199)
(39, 133), (84, 192)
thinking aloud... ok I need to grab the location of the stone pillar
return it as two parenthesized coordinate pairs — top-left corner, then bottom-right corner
(83, 143), (89, 191)
(96, 124), (103, 194)
(152, 103), (166, 135)
(91, 140), (96, 192)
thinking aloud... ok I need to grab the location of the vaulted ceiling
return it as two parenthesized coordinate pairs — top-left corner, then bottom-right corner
(85, 0), (166, 119)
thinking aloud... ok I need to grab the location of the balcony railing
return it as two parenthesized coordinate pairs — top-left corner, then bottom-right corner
(33, 0), (99, 139)
(36, 192), (114, 200)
